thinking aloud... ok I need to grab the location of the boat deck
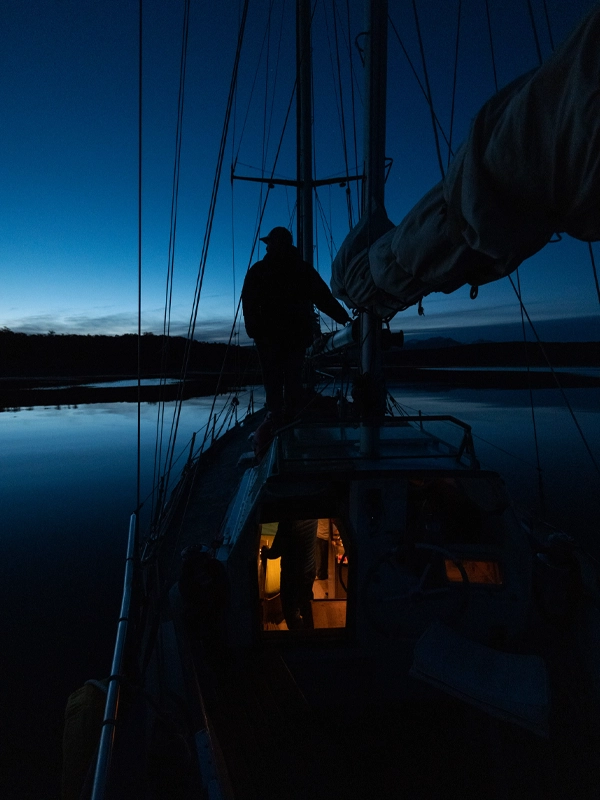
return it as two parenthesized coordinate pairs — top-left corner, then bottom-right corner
(154, 409), (600, 799)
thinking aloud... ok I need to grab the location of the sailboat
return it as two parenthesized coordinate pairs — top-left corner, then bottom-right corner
(66, 2), (600, 798)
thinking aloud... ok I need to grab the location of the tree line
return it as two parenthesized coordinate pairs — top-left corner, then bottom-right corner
(0, 329), (258, 378)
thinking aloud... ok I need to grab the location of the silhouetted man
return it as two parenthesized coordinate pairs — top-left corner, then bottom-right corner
(242, 226), (350, 421)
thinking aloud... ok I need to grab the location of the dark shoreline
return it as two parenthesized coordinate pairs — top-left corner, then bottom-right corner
(0, 373), (245, 409)
(1, 366), (599, 410)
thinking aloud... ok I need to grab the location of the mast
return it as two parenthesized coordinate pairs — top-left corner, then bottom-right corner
(296, 0), (313, 262)
(360, 0), (388, 456)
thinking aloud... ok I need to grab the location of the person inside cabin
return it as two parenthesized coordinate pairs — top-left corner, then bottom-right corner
(261, 518), (317, 630)
(241, 226), (351, 424)
(315, 517), (331, 581)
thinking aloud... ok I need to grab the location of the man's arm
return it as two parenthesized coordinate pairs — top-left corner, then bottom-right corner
(308, 267), (351, 326)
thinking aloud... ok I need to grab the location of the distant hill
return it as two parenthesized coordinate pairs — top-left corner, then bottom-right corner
(384, 340), (600, 367)
(403, 337), (462, 350)
(1, 329), (598, 381)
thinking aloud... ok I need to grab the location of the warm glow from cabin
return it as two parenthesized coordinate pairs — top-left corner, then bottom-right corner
(259, 519), (347, 631)
(444, 559), (503, 585)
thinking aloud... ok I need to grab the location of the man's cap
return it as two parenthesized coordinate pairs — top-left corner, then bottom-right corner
(260, 226), (293, 245)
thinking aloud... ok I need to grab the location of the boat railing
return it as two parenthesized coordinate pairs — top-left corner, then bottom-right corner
(90, 513), (137, 800)
(278, 414), (479, 468)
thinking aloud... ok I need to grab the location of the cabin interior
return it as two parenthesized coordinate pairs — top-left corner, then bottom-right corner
(258, 517), (348, 631)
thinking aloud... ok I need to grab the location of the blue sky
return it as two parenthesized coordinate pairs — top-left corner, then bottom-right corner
(2, 0), (599, 344)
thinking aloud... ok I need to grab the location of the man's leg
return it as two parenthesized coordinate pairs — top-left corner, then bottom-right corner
(256, 342), (284, 417)
(298, 579), (314, 630)
(282, 345), (306, 419)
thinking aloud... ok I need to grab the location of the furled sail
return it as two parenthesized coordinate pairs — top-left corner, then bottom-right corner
(331, 5), (600, 316)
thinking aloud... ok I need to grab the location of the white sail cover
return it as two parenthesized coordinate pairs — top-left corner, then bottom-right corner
(332, 5), (600, 315)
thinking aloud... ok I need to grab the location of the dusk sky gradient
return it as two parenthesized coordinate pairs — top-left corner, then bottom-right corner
(2, 0), (599, 344)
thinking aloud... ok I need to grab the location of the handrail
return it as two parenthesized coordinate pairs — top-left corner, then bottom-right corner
(90, 514), (137, 800)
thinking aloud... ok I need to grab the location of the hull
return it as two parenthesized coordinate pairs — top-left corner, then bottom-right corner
(99, 406), (600, 799)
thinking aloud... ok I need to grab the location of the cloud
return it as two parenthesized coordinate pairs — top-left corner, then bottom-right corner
(3, 300), (597, 345)
(1, 308), (253, 343)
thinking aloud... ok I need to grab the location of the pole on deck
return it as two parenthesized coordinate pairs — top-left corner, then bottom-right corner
(296, 0), (313, 263)
(360, 0), (388, 457)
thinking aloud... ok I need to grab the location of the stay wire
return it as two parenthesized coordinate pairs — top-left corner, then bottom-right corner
(232, 10), (272, 165)
(411, 0), (445, 180)
(447, 0), (462, 170)
(137, 0), (143, 521)
(330, 0), (354, 228)
(541, 0), (555, 50)
(388, 15), (452, 154)
(345, 0), (362, 216)
(194, 84), (298, 460)
(152, 0), (192, 518)
(161, 0), (250, 505)
(484, 0), (499, 92)
(508, 273), (600, 479)
(516, 268), (546, 517)
(588, 243), (600, 306)
(525, 0), (544, 66)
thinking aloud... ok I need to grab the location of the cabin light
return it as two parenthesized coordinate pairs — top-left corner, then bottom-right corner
(444, 559), (503, 585)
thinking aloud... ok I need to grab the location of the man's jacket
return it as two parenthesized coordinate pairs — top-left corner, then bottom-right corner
(241, 246), (349, 347)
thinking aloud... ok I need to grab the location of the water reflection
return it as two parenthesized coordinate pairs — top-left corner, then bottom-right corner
(0, 388), (263, 798)
(389, 385), (600, 549)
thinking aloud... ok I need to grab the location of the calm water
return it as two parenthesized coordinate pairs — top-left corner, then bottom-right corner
(2, 383), (599, 798)
(0, 390), (260, 799)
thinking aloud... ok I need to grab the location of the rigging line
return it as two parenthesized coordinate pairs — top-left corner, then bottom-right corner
(541, 0), (555, 51)
(508, 273), (600, 479)
(314, 190), (337, 261)
(484, 0), (499, 93)
(388, 15), (452, 153)
(233, 3), (275, 164)
(161, 0), (250, 502)
(165, 49), (297, 479)
(447, 0), (462, 170)
(525, 0), (544, 66)
(329, 0), (354, 228)
(345, 0), (361, 216)
(261, 0), (277, 180)
(516, 268), (546, 517)
(588, 243), (600, 306)
(411, 0), (445, 180)
(137, 0), (143, 520)
(153, 0), (192, 505)
(194, 91), (298, 461)
(260, 2), (272, 185)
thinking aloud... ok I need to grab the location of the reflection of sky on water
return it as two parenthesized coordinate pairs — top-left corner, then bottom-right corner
(42, 377), (181, 389)
(389, 385), (600, 550)
(420, 366), (600, 377)
(1, 388), (264, 542)
(0, 387), (264, 798)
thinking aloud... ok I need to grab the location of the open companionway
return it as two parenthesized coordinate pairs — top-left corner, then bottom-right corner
(258, 518), (348, 632)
